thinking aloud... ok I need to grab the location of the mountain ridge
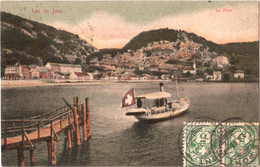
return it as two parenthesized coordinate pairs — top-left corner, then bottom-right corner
(1, 12), (96, 74)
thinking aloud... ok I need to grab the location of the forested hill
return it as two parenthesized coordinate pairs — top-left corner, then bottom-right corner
(1, 12), (96, 74)
(221, 41), (259, 56)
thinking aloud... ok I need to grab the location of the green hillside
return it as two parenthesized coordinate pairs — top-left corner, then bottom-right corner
(221, 41), (259, 56)
(1, 12), (96, 75)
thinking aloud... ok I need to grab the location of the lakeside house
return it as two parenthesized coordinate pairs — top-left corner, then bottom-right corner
(161, 74), (171, 80)
(206, 75), (214, 80)
(69, 72), (93, 80)
(30, 67), (51, 79)
(182, 60), (196, 75)
(53, 72), (70, 79)
(234, 70), (245, 79)
(4, 62), (23, 79)
(213, 71), (222, 81)
(45, 62), (82, 78)
(21, 65), (31, 79)
(183, 66), (196, 74)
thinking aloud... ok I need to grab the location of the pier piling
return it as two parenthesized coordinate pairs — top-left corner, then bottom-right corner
(17, 147), (25, 167)
(47, 139), (56, 165)
(67, 129), (72, 148)
(86, 98), (91, 138)
(82, 103), (87, 141)
(73, 97), (81, 146)
(29, 149), (34, 166)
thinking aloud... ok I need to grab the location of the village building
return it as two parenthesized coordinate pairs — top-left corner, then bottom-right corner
(130, 74), (139, 80)
(45, 62), (82, 78)
(183, 60), (197, 75)
(206, 75), (214, 80)
(161, 74), (171, 80)
(28, 65), (37, 71)
(53, 72), (70, 79)
(141, 74), (151, 80)
(21, 65), (31, 79)
(117, 74), (123, 80)
(100, 72), (118, 80)
(213, 71), (222, 81)
(4, 62), (23, 79)
(30, 67), (51, 79)
(183, 66), (196, 74)
(138, 66), (145, 71)
(69, 72), (93, 80)
(120, 73), (130, 80)
(234, 70), (245, 79)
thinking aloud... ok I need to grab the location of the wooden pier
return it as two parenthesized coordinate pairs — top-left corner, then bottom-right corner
(1, 97), (91, 166)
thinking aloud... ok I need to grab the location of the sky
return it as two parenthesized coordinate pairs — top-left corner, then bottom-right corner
(1, 1), (259, 49)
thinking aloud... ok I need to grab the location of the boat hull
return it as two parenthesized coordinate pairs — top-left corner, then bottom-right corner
(134, 105), (189, 123)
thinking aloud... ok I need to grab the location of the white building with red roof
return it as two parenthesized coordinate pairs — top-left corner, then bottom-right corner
(234, 70), (245, 79)
(183, 66), (196, 74)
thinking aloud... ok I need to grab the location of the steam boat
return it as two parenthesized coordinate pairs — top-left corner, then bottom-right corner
(122, 82), (190, 123)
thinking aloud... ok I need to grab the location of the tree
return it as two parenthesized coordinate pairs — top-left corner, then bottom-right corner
(196, 70), (204, 78)
(205, 68), (213, 75)
(73, 58), (82, 64)
(134, 69), (146, 76)
(223, 73), (230, 82)
(229, 65), (238, 73)
(86, 56), (91, 64)
(196, 61), (203, 67)
(229, 54), (239, 65)
(165, 59), (179, 64)
(203, 62), (210, 67)
(186, 71), (191, 78)
(245, 69), (251, 74)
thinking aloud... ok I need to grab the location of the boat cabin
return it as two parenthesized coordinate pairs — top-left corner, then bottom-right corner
(136, 92), (171, 111)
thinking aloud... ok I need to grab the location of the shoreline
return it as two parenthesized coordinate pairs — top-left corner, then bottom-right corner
(1, 79), (258, 89)
(1, 79), (172, 89)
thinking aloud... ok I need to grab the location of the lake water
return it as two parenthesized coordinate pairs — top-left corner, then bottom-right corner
(1, 82), (259, 166)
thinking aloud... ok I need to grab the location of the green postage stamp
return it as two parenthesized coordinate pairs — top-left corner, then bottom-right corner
(183, 122), (259, 167)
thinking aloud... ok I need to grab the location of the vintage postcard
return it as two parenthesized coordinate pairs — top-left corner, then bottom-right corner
(1, 1), (259, 166)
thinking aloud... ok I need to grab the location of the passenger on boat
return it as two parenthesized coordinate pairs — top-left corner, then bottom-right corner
(137, 98), (143, 108)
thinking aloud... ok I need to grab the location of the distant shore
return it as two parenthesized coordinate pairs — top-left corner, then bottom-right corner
(1, 80), (114, 88)
(1, 79), (171, 88)
(1, 79), (258, 89)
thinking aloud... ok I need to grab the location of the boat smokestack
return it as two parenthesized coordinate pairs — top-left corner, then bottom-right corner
(159, 82), (164, 92)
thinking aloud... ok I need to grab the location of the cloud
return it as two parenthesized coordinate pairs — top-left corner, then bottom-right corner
(51, 4), (258, 49)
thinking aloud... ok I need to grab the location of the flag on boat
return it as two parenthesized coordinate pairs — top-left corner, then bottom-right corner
(122, 88), (135, 108)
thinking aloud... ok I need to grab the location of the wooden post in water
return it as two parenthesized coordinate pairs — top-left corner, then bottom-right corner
(67, 129), (72, 148)
(73, 97), (81, 146)
(47, 139), (56, 165)
(17, 147), (25, 167)
(17, 121), (25, 166)
(29, 149), (34, 166)
(4, 121), (7, 149)
(47, 141), (51, 164)
(86, 98), (91, 138)
(82, 103), (87, 141)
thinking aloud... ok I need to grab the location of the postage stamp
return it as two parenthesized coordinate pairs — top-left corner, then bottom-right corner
(183, 122), (259, 167)
(222, 123), (259, 166)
